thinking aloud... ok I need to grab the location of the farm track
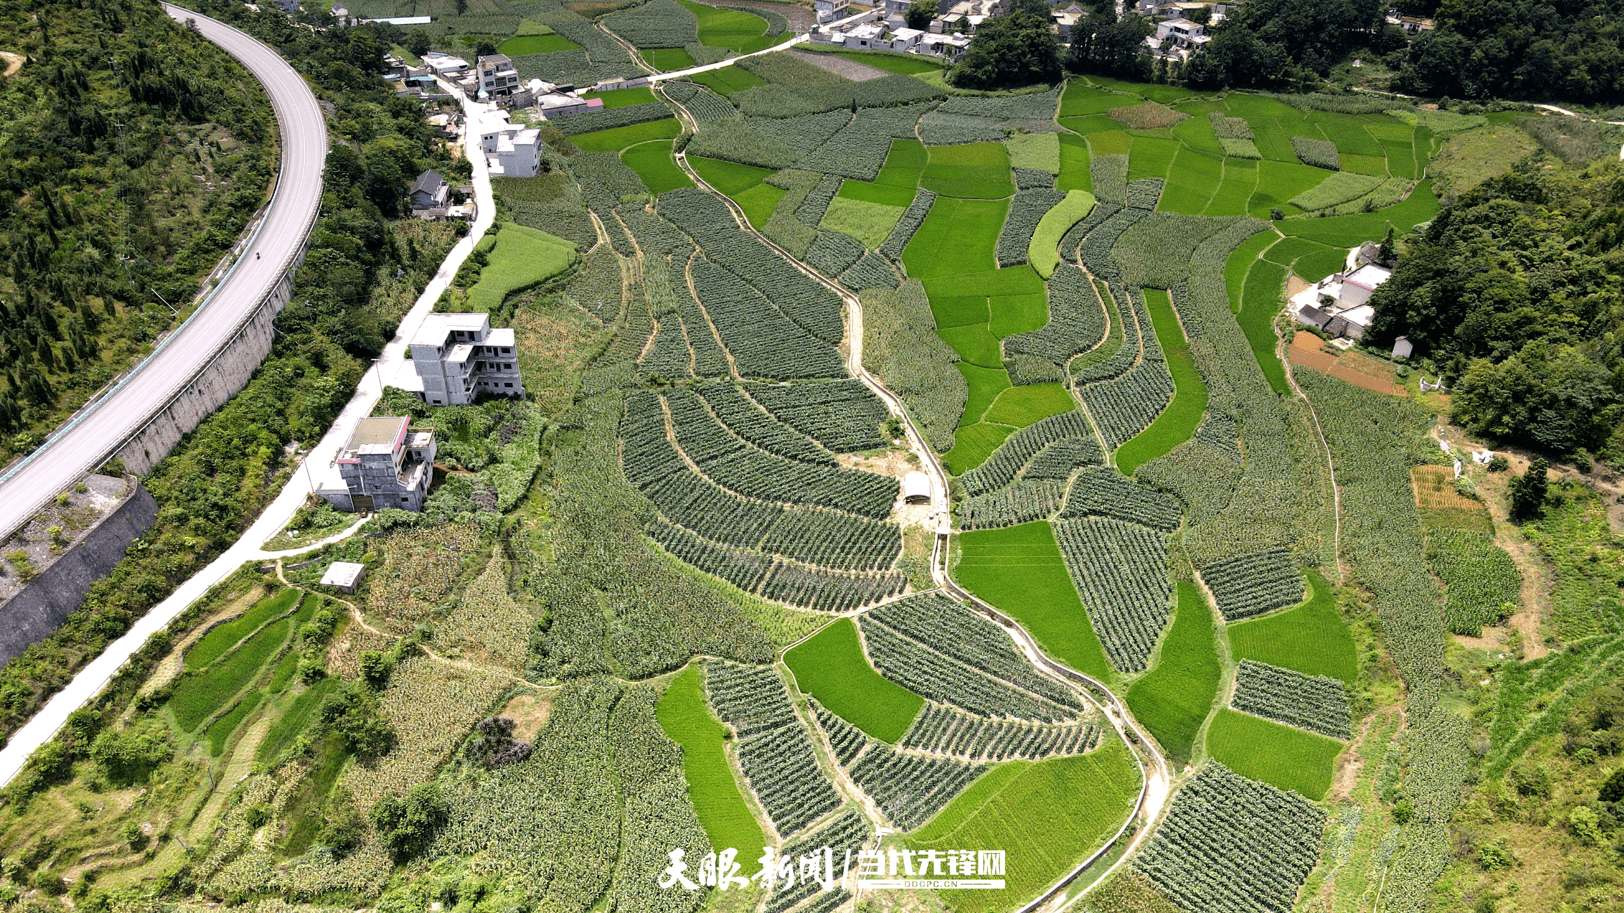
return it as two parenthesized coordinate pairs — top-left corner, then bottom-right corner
(658, 86), (1173, 911)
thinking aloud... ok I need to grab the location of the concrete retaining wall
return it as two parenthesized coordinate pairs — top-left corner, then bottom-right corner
(112, 264), (300, 476)
(0, 485), (159, 667)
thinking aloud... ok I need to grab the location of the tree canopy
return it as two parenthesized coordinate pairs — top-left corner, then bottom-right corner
(1368, 164), (1624, 457)
(949, 0), (1063, 90)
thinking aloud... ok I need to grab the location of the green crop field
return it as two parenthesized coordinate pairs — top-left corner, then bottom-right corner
(622, 140), (694, 194)
(955, 522), (1114, 683)
(944, 420), (1016, 474)
(468, 225), (578, 311)
(657, 666), (767, 864)
(839, 179), (917, 207)
(642, 47), (698, 70)
(571, 117), (682, 152)
(1206, 708), (1344, 800)
(784, 618), (924, 742)
(1125, 583), (1220, 764)
(909, 741), (1141, 913)
(1223, 229), (1277, 311)
(1202, 159), (1259, 217)
(921, 143), (1015, 199)
(1115, 288), (1207, 472)
(681, 0), (774, 53)
(905, 198), (1009, 279)
(1236, 258), (1290, 395)
(587, 87), (658, 109)
(822, 196), (906, 248)
(185, 588), (299, 670)
(876, 138), (929, 190)
(690, 65), (767, 96)
(1228, 571), (1357, 683)
(982, 383), (1075, 427)
(735, 182), (786, 229)
(1158, 147), (1223, 214)
(497, 34), (579, 55)
(690, 155), (774, 196)
(1057, 134), (1092, 192)
(203, 692), (265, 756)
(1061, 82), (1131, 117)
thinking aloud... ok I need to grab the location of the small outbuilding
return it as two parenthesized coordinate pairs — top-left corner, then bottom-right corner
(320, 561), (367, 594)
(902, 472), (932, 505)
(1392, 335), (1413, 360)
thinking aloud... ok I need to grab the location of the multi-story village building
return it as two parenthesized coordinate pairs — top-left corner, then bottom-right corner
(407, 312), (524, 406)
(317, 416), (437, 513)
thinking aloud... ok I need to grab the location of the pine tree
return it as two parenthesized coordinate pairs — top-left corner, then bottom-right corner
(1510, 458), (1549, 521)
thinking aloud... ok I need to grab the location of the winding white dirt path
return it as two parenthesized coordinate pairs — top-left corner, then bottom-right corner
(658, 86), (1173, 910)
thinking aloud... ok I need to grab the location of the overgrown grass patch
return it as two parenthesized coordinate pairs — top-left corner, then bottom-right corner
(785, 618), (923, 742)
(467, 225), (578, 311)
(1007, 133), (1061, 174)
(1028, 190), (1096, 279)
(955, 522), (1114, 682)
(822, 196), (906, 248)
(1126, 583), (1220, 764)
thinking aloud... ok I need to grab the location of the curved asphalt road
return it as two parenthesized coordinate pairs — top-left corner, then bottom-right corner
(0, 5), (326, 541)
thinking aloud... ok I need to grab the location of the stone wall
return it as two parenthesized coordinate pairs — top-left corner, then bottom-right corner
(0, 485), (159, 667)
(112, 265), (299, 475)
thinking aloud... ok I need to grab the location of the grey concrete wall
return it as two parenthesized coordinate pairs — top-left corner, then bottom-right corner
(0, 485), (159, 667)
(113, 261), (301, 476)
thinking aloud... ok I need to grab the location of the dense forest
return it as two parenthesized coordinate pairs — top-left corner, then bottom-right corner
(1394, 0), (1624, 103)
(0, 0), (275, 457)
(0, 0), (461, 744)
(1367, 162), (1624, 459)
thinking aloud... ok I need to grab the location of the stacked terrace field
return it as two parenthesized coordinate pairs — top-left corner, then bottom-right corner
(603, 0), (777, 70)
(1057, 82), (1442, 223)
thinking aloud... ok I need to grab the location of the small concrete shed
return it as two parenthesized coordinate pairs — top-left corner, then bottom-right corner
(902, 472), (932, 505)
(320, 561), (366, 594)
